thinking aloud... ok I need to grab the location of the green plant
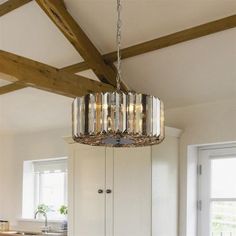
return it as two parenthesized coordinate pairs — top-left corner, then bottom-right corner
(37, 204), (51, 214)
(59, 205), (68, 215)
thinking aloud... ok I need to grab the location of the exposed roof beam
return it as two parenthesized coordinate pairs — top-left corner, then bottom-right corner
(0, 0), (32, 17)
(36, 0), (128, 91)
(61, 61), (89, 74)
(0, 83), (26, 95)
(0, 50), (114, 97)
(63, 14), (236, 73)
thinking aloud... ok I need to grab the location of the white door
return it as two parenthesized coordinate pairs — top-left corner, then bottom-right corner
(198, 146), (236, 236)
(73, 145), (106, 236)
(113, 147), (152, 236)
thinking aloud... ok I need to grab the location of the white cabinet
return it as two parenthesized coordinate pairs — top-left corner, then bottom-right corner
(66, 127), (181, 236)
(113, 148), (151, 236)
(68, 144), (151, 236)
(70, 145), (106, 236)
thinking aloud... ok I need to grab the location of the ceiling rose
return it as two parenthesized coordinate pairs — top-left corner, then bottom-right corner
(72, 0), (165, 147)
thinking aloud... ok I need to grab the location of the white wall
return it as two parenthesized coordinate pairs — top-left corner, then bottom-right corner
(165, 98), (236, 236)
(0, 127), (70, 231)
(3, 95), (234, 236)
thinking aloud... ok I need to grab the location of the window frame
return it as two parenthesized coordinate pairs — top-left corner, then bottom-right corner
(22, 157), (68, 220)
(198, 146), (236, 236)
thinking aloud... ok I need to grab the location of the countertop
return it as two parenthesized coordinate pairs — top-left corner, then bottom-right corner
(0, 231), (67, 236)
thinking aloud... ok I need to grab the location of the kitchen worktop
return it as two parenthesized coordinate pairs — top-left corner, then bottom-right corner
(0, 231), (67, 236)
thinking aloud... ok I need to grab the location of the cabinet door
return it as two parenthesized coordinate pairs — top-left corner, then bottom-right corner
(105, 148), (114, 236)
(113, 147), (152, 236)
(73, 145), (106, 236)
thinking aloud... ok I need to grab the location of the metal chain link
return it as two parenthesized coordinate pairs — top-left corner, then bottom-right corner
(116, 0), (122, 91)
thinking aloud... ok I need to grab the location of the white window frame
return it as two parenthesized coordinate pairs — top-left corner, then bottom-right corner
(198, 146), (236, 236)
(22, 157), (68, 220)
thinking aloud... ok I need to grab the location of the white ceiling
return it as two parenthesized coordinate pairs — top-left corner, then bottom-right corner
(123, 28), (236, 108)
(0, 0), (236, 133)
(66, 0), (236, 53)
(0, 88), (73, 134)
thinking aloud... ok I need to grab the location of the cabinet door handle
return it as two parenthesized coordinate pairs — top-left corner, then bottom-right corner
(106, 189), (112, 194)
(98, 189), (104, 194)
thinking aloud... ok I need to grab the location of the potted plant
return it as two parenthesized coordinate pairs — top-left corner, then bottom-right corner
(59, 205), (68, 216)
(59, 205), (68, 231)
(37, 204), (50, 214)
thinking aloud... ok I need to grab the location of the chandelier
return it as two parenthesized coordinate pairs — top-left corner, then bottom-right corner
(72, 0), (165, 147)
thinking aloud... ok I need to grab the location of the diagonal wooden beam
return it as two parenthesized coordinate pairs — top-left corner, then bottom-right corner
(0, 50), (114, 97)
(0, 83), (26, 95)
(0, 0), (32, 17)
(36, 0), (128, 91)
(63, 14), (236, 73)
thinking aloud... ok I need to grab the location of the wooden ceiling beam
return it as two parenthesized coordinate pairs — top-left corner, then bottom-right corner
(0, 0), (32, 17)
(61, 61), (92, 74)
(36, 0), (128, 91)
(63, 14), (236, 73)
(0, 83), (26, 95)
(0, 50), (114, 97)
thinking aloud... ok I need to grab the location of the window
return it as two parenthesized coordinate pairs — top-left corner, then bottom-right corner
(22, 158), (68, 220)
(198, 147), (236, 236)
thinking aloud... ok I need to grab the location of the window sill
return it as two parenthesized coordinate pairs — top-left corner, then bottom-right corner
(18, 218), (66, 223)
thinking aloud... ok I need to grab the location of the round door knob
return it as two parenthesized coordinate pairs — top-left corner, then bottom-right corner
(98, 189), (104, 194)
(106, 189), (112, 194)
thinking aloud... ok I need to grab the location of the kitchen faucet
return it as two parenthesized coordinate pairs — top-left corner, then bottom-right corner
(34, 210), (49, 233)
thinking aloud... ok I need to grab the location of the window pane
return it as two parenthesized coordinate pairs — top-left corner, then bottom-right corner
(211, 201), (236, 236)
(39, 172), (67, 219)
(211, 158), (236, 198)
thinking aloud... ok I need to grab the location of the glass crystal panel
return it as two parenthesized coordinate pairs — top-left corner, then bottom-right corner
(146, 96), (153, 136)
(120, 93), (126, 132)
(134, 94), (142, 134)
(211, 158), (236, 198)
(95, 93), (102, 132)
(102, 93), (108, 132)
(155, 98), (161, 136)
(127, 93), (135, 133)
(88, 94), (95, 134)
(160, 101), (164, 137)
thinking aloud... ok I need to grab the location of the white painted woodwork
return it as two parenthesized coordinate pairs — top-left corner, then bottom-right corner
(72, 145), (106, 236)
(66, 127), (181, 236)
(152, 135), (179, 236)
(68, 145), (151, 236)
(113, 147), (151, 236)
(105, 147), (114, 236)
(198, 146), (236, 236)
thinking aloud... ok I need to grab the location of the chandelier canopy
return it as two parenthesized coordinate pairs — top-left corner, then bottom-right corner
(72, 0), (165, 147)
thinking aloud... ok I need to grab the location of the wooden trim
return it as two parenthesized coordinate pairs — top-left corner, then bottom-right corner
(0, 50), (114, 97)
(36, 0), (128, 91)
(0, 82), (26, 95)
(64, 14), (236, 73)
(0, 0), (32, 17)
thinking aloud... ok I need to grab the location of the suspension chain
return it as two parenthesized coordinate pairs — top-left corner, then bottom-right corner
(116, 0), (122, 91)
